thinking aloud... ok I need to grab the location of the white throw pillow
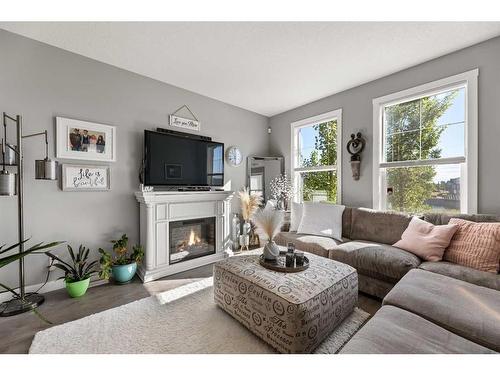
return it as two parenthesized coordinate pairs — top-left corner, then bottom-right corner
(297, 202), (345, 241)
(289, 202), (303, 232)
(265, 200), (277, 210)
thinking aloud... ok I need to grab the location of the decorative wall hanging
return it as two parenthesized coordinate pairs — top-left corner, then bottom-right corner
(56, 117), (116, 162)
(169, 104), (201, 132)
(62, 164), (110, 191)
(346, 132), (366, 181)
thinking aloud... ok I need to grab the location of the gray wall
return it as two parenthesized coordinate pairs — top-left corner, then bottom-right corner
(0, 30), (269, 288)
(269, 36), (500, 215)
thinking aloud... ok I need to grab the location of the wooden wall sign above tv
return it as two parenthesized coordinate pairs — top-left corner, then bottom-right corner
(169, 105), (201, 131)
(169, 115), (200, 131)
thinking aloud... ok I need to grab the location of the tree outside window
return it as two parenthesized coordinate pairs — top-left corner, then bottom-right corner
(382, 87), (465, 213)
(292, 111), (341, 204)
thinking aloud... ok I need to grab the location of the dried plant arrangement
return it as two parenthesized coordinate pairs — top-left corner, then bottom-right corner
(253, 207), (284, 260)
(253, 207), (284, 242)
(238, 187), (263, 221)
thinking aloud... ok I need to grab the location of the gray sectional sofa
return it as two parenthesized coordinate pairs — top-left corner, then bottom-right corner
(275, 207), (500, 298)
(340, 269), (500, 353)
(274, 206), (500, 353)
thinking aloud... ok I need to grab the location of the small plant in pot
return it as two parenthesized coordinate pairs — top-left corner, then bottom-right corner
(98, 234), (144, 284)
(46, 245), (98, 298)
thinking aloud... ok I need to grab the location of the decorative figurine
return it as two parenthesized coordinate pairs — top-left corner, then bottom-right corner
(346, 132), (366, 180)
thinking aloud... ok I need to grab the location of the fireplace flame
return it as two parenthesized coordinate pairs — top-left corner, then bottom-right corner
(188, 229), (201, 246)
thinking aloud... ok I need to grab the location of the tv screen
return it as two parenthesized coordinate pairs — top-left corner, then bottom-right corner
(144, 130), (224, 187)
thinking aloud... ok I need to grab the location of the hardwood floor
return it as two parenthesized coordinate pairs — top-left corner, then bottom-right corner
(0, 264), (381, 354)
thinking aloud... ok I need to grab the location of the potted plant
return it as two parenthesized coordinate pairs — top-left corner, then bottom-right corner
(269, 173), (293, 211)
(98, 234), (144, 284)
(46, 245), (98, 298)
(1, 239), (63, 321)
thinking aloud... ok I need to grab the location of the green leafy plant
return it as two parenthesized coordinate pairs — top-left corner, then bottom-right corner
(111, 234), (130, 265)
(0, 239), (63, 297)
(0, 239), (63, 322)
(98, 234), (144, 280)
(301, 120), (338, 203)
(46, 245), (98, 283)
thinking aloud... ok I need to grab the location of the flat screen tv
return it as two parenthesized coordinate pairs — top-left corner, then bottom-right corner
(144, 130), (224, 187)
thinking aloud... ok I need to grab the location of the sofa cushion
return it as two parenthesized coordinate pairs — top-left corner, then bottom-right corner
(423, 212), (500, 225)
(444, 218), (500, 273)
(394, 216), (458, 261)
(350, 208), (412, 245)
(274, 231), (343, 258)
(340, 305), (494, 354)
(383, 269), (500, 352)
(289, 202), (303, 232)
(419, 261), (500, 291)
(342, 207), (352, 239)
(329, 240), (421, 284)
(297, 202), (344, 241)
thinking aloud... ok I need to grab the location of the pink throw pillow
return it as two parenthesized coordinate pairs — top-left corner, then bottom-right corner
(444, 218), (500, 273)
(393, 217), (458, 261)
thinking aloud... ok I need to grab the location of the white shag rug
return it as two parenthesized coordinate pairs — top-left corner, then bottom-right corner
(29, 278), (369, 354)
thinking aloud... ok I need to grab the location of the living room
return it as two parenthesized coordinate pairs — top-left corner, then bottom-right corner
(1, 1), (499, 373)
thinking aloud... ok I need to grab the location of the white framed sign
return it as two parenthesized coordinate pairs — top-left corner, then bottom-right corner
(56, 117), (116, 162)
(169, 115), (201, 132)
(62, 164), (111, 192)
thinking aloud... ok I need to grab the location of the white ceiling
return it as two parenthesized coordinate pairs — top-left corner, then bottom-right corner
(1, 22), (500, 116)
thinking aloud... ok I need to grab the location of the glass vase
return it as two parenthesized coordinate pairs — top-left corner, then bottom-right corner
(240, 220), (251, 250)
(231, 213), (241, 251)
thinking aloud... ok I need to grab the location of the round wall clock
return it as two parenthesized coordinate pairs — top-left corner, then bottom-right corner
(226, 146), (243, 167)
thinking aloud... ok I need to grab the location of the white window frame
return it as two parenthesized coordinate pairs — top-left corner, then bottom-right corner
(290, 109), (342, 204)
(372, 69), (478, 213)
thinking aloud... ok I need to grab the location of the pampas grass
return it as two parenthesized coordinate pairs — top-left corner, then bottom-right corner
(238, 187), (262, 221)
(253, 207), (284, 242)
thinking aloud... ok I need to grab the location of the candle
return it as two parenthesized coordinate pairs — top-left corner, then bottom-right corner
(285, 252), (295, 267)
(295, 251), (305, 266)
(287, 242), (295, 254)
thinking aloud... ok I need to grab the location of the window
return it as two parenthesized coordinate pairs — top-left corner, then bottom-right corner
(249, 173), (264, 195)
(373, 70), (478, 214)
(207, 144), (224, 186)
(291, 109), (342, 203)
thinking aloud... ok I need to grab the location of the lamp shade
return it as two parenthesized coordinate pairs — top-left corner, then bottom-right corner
(3, 144), (17, 165)
(35, 159), (57, 180)
(0, 170), (16, 196)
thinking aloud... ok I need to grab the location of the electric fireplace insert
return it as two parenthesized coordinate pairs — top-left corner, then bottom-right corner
(169, 217), (216, 264)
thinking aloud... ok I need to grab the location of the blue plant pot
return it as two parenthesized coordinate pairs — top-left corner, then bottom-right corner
(112, 262), (137, 284)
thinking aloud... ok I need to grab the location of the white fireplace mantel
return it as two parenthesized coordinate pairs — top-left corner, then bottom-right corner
(135, 190), (234, 282)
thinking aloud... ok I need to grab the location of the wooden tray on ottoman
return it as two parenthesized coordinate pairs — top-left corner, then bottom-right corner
(258, 254), (310, 273)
